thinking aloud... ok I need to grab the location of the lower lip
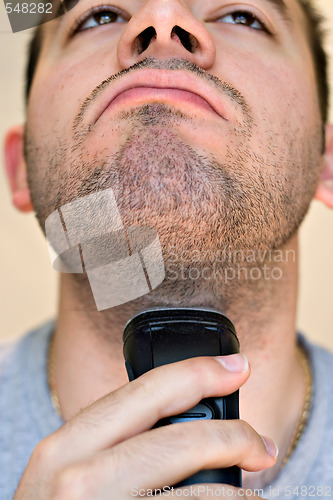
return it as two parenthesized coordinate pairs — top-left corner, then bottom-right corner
(100, 87), (220, 118)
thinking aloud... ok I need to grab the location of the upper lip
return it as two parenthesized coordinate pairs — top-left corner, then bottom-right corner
(92, 69), (230, 124)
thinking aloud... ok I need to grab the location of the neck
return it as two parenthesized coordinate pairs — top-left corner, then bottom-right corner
(51, 234), (306, 488)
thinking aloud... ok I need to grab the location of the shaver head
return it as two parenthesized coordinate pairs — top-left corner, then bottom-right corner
(123, 307), (239, 380)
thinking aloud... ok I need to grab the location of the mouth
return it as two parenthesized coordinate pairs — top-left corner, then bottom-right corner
(92, 69), (230, 125)
(102, 86), (220, 118)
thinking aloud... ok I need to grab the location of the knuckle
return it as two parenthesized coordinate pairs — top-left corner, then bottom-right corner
(52, 465), (87, 500)
(210, 419), (259, 456)
(149, 423), (192, 455)
(164, 420), (218, 459)
(184, 357), (214, 389)
(169, 420), (200, 444)
(139, 357), (214, 402)
(236, 420), (258, 446)
(137, 372), (155, 398)
(213, 421), (234, 449)
(30, 434), (60, 468)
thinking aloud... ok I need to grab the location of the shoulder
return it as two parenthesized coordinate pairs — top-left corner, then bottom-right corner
(0, 338), (16, 373)
(300, 334), (333, 377)
(298, 334), (333, 481)
(0, 335), (24, 384)
(0, 321), (56, 418)
(0, 320), (55, 379)
(0, 321), (57, 499)
(299, 334), (333, 408)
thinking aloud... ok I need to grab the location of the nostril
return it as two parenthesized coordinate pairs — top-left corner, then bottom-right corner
(134, 26), (157, 55)
(171, 26), (199, 53)
(133, 25), (199, 56)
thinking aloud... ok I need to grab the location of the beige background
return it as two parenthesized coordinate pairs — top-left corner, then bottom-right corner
(0, 1), (332, 348)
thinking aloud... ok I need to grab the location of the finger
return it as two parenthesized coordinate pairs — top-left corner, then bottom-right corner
(35, 355), (250, 467)
(55, 419), (277, 498)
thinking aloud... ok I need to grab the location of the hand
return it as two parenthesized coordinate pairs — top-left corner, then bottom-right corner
(14, 354), (277, 499)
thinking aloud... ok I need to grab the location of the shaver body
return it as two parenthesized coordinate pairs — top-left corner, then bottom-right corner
(123, 307), (241, 488)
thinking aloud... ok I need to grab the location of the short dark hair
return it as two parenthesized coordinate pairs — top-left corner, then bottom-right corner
(298, 0), (329, 123)
(25, 0), (330, 123)
(25, 23), (43, 105)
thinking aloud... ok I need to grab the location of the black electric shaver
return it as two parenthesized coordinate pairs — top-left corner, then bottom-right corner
(123, 307), (241, 488)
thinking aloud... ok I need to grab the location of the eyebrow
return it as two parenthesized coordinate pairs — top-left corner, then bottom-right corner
(56, 0), (78, 17)
(262, 0), (291, 23)
(62, 0), (80, 14)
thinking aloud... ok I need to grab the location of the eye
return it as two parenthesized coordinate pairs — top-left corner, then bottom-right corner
(218, 10), (268, 32)
(75, 6), (127, 32)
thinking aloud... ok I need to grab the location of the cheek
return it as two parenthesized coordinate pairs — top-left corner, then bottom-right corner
(27, 48), (118, 146)
(252, 67), (317, 128)
(26, 57), (134, 183)
(213, 35), (319, 127)
(225, 55), (319, 157)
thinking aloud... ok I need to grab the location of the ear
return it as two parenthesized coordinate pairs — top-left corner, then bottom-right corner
(315, 123), (333, 209)
(4, 125), (33, 213)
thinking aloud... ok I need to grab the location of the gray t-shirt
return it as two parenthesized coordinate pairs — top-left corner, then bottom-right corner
(0, 322), (332, 500)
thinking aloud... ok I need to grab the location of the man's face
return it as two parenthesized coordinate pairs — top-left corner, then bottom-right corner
(24, 0), (324, 306)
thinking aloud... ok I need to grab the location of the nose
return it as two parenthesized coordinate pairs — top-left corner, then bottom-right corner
(117, 0), (216, 70)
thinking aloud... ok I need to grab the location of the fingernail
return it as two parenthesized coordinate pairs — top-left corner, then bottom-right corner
(215, 353), (249, 373)
(261, 436), (279, 459)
